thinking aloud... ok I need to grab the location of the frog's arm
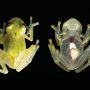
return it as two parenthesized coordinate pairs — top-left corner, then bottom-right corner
(82, 24), (90, 47)
(51, 21), (64, 46)
(0, 29), (5, 44)
(0, 23), (5, 44)
(26, 16), (39, 41)
(0, 49), (8, 74)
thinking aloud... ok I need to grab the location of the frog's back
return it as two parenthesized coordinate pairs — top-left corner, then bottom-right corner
(3, 17), (26, 68)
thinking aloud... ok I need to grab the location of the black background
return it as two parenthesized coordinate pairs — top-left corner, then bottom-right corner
(0, 0), (90, 86)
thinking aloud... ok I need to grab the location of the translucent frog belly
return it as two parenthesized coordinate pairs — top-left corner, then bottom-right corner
(60, 36), (83, 64)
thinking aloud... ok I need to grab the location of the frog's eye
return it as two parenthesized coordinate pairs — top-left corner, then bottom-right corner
(20, 23), (26, 27)
(20, 25), (26, 35)
(6, 24), (14, 31)
(6, 22), (13, 29)
(7, 25), (13, 30)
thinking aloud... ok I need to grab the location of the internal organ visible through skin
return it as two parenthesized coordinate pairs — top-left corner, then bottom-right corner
(68, 36), (79, 60)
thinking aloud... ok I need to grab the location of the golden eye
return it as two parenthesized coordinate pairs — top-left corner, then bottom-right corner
(6, 24), (13, 30)
(20, 26), (26, 35)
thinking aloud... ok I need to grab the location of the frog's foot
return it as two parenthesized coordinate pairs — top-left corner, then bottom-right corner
(0, 49), (8, 74)
(48, 39), (70, 72)
(0, 64), (8, 74)
(26, 16), (39, 42)
(15, 40), (39, 72)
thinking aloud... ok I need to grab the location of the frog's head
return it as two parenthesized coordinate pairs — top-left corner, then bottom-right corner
(6, 17), (26, 35)
(62, 18), (82, 36)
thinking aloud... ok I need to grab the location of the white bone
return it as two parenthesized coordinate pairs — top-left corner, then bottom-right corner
(69, 43), (76, 49)
(69, 43), (79, 60)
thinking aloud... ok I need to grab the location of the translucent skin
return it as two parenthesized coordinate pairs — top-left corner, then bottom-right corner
(48, 18), (90, 73)
(60, 36), (83, 65)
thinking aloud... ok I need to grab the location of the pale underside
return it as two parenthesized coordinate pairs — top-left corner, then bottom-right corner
(69, 43), (79, 61)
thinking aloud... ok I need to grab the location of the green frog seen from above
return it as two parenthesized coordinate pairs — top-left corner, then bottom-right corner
(0, 16), (39, 74)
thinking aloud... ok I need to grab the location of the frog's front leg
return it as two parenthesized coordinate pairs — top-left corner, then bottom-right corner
(15, 40), (39, 72)
(26, 16), (39, 41)
(82, 24), (90, 46)
(51, 21), (63, 46)
(0, 23), (6, 44)
(75, 45), (90, 73)
(0, 49), (8, 74)
(48, 39), (70, 72)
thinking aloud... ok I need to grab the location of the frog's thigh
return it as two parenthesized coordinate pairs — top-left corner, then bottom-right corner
(48, 39), (70, 72)
(75, 45), (90, 73)
(0, 49), (8, 74)
(16, 44), (39, 72)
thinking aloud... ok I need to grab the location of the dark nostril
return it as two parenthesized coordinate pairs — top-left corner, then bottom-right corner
(28, 34), (30, 37)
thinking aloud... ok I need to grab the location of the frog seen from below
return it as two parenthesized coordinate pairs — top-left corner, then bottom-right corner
(48, 18), (90, 73)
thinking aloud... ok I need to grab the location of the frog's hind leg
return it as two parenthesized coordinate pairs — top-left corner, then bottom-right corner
(0, 49), (8, 74)
(48, 39), (70, 72)
(15, 40), (39, 72)
(0, 64), (8, 74)
(75, 45), (90, 73)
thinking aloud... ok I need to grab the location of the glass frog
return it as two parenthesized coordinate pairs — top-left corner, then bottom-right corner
(0, 16), (39, 74)
(48, 18), (90, 73)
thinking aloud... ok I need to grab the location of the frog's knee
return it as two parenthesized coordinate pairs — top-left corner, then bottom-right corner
(29, 44), (39, 50)
(3, 70), (8, 74)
